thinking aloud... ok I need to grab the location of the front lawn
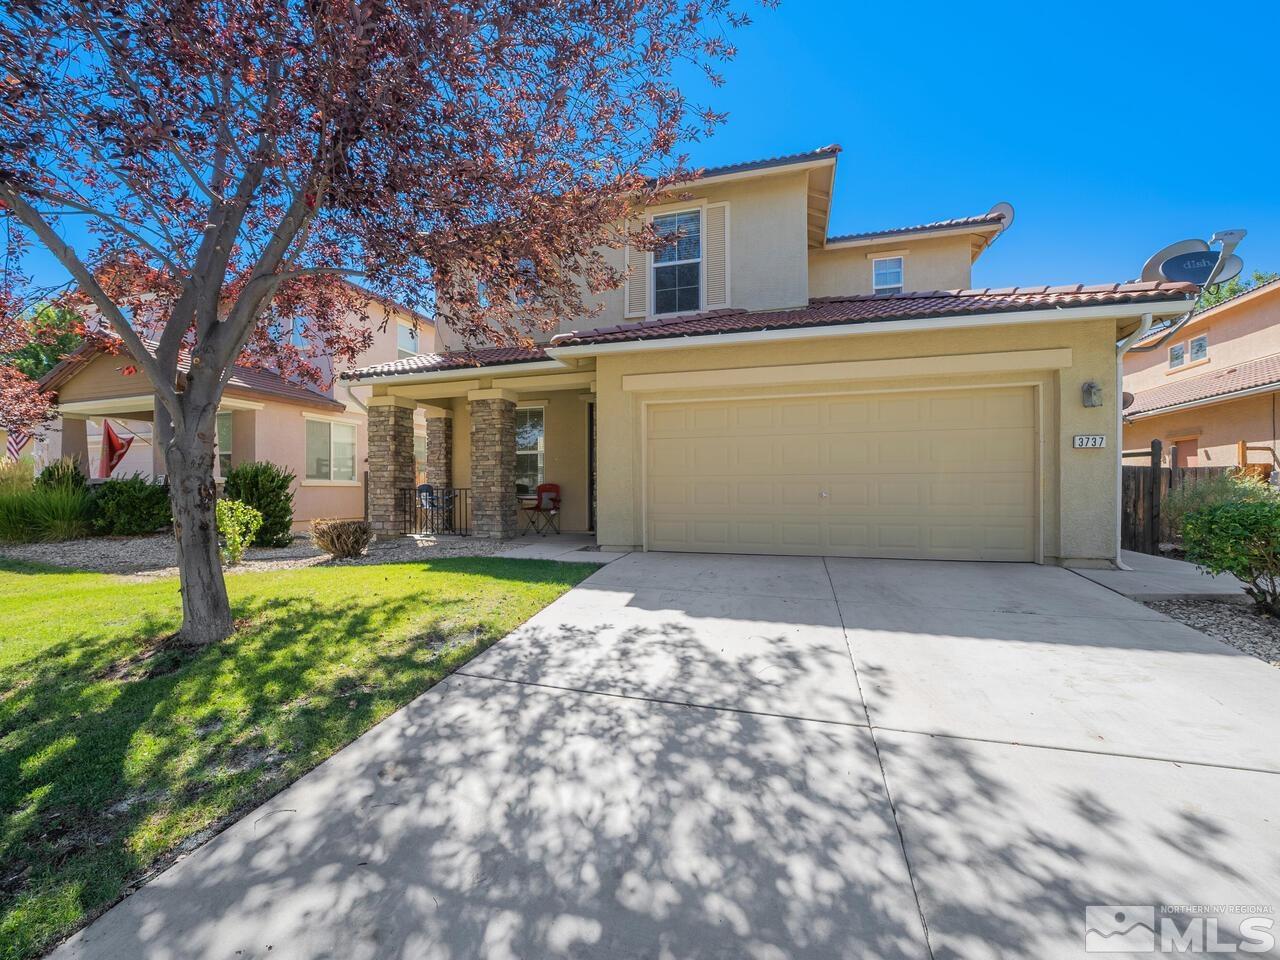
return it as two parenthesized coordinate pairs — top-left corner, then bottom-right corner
(0, 557), (595, 960)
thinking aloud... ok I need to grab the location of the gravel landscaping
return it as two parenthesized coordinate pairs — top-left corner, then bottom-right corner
(0, 532), (521, 578)
(1147, 598), (1280, 668)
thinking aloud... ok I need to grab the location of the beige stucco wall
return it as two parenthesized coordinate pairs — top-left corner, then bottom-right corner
(444, 391), (592, 532)
(434, 171), (814, 351)
(1123, 392), (1279, 471)
(592, 316), (1122, 564)
(54, 353), (156, 406)
(807, 235), (975, 299)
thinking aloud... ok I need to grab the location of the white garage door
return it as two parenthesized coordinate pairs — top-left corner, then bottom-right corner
(645, 387), (1037, 561)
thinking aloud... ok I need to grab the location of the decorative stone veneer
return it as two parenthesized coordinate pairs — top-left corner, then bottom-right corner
(367, 399), (417, 537)
(422, 414), (452, 490)
(470, 397), (517, 539)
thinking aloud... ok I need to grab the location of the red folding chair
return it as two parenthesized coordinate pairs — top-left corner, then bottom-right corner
(520, 483), (561, 535)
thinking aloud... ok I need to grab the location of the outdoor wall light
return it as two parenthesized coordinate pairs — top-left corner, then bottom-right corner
(1082, 381), (1103, 408)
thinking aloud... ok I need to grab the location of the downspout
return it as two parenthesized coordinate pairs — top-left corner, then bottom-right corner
(1125, 307), (1197, 354)
(1114, 311), (1156, 569)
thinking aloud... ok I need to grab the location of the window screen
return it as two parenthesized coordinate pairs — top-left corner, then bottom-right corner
(653, 210), (701, 314)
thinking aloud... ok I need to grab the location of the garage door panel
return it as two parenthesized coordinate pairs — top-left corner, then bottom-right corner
(692, 481), (731, 506)
(646, 388), (1037, 560)
(827, 398), (873, 428)
(649, 437), (691, 471)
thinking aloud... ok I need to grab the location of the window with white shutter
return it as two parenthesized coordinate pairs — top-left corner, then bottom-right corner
(624, 242), (647, 318)
(704, 202), (729, 309)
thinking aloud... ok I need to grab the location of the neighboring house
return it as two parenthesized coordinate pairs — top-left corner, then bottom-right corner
(349, 144), (1195, 565)
(37, 295), (436, 530)
(1123, 277), (1280, 472)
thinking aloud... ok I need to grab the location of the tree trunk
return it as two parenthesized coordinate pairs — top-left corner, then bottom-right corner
(165, 415), (234, 646)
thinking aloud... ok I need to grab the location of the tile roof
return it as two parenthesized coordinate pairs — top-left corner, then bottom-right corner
(348, 283), (1196, 379)
(827, 212), (1008, 245)
(41, 337), (345, 410)
(687, 144), (841, 181)
(222, 363), (345, 409)
(551, 282), (1197, 348)
(348, 345), (549, 379)
(1126, 353), (1280, 417)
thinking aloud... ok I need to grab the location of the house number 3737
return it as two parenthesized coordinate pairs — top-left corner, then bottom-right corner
(1073, 435), (1107, 448)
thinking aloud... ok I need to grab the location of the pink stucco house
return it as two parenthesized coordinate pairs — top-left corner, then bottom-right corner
(35, 293), (436, 530)
(1123, 278), (1280, 474)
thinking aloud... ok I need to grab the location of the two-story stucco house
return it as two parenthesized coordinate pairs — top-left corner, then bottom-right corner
(1123, 278), (1280, 473)
(349, 145), (1195, 565)
(36, 290), (437, 530)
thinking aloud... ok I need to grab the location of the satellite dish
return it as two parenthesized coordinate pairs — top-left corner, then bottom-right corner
(1208, 253), (1244, 287)
(1123, 391), (1135, 410)
(1161, 250), (1223, 286)
(1140, 239), (1209, 283)
(987, 201), (1015, 231)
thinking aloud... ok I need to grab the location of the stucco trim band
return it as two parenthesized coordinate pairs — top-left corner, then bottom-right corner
(620, 348), (1073, 393)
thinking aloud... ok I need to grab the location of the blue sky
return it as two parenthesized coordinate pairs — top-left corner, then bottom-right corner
(20, 0), (1276, 294)
(678, 0), (1277, 287)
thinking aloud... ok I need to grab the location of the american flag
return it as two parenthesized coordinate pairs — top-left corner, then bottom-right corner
(6, 428), (32, 461)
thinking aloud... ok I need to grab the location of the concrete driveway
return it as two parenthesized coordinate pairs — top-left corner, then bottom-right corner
(54, 554), (1280, 959)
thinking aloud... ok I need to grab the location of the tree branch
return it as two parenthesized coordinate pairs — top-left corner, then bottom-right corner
(18, 182), (186, 277)
(0, 179), (183, 421)
(75, 7), (220, 203)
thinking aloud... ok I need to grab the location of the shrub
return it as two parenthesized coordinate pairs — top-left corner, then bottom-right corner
(311, 518), (371, 559)
(1164, 470), (1277, 539)
(1184, 499), (1280, 615)
(0, 456), (35, 495)
(90, 475), (172, 535)
(0, 485), (92, 542)
(216, 498), (263, 566)
(36, 457), (88, 493)
(223, 461), (296, 547)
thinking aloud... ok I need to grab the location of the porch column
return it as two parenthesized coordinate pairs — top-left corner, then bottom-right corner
(421, 406), (453, 489)
(152, 396), (174, 479)
(62, 416), (90, 477)
(367, 395), (417, 538)
(469, 390), (517, 539)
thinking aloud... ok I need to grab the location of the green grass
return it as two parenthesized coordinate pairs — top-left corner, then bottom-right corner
(0, 557), (595, 959)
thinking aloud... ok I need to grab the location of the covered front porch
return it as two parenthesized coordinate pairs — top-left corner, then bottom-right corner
(365, 359), (596, 540)
(51, 393), (260, 481)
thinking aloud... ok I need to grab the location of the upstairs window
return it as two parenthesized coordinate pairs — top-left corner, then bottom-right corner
(1169, 343), (1186, 369)
(396, 323), (419, 358)
(1189, 334), (1208, 363)
(653, 210), (701, 315)
(873, 256), (904, 295)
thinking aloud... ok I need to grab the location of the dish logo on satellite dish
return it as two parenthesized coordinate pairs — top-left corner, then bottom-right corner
(1140, 229), (1247, 290)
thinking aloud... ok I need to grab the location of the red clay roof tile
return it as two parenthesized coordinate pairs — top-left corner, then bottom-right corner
(348, 345), (549, 379)
(827, 211), (1007, 244)
(351, 283), (1195, 379)
(1126, 353), (1280, 417)
(550, 282), (1196, 348)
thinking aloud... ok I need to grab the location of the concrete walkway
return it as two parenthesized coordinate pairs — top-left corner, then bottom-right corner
(500, 532), (630, 564)
(53, 554), (1280, 959)
(1074, 549), (1247, 601)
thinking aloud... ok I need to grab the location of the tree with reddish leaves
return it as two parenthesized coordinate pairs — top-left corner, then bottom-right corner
(0, 0), (763, 645)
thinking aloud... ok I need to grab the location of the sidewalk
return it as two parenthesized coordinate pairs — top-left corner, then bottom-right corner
(1073, 550), (1246, 602)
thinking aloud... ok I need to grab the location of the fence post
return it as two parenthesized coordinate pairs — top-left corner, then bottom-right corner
(1148, 439), (1162, 554)
(1146, 437), (1167, 552)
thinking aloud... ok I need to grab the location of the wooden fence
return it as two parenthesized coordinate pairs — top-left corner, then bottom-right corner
(1121, 439), (1235, 554)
